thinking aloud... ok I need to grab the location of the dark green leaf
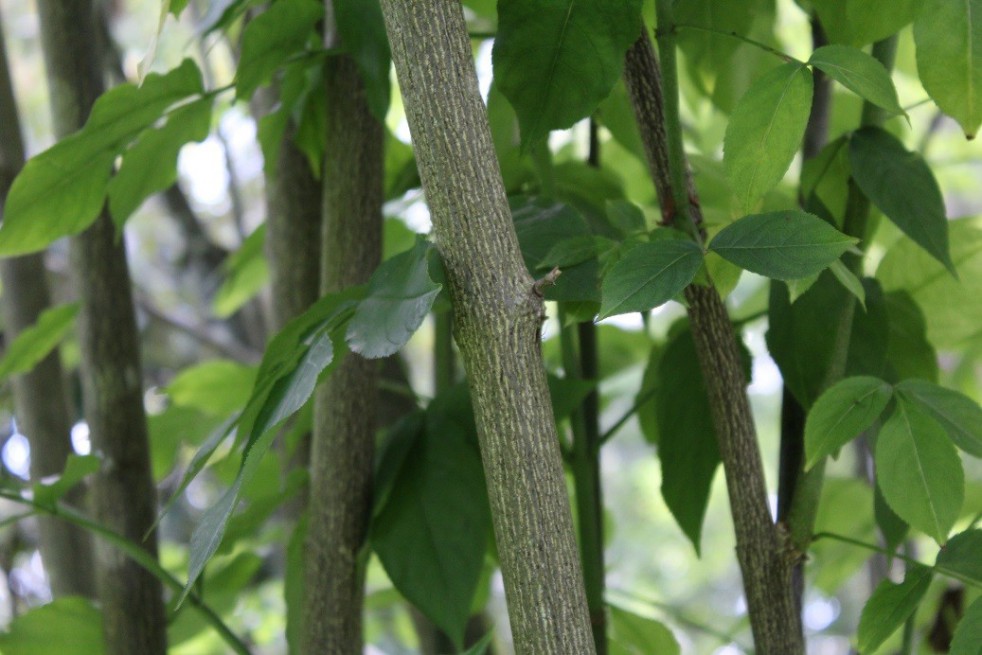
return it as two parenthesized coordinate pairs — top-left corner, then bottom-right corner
(236, 0), (324, 98)
(33, 455), (99, 508)
(0, 597), (103, 655)
(213, 225), (269, 318)
(708, 210), (856, 280)
(346, 238), (441, 358)
(857, 564), (932, 654)
(608, 604), (681, 655)
(605, 200), (647, 236)
(936, 529), (982, 584)
(595, 81), (647, 164)
(0, 303), (78, 379)
(874, 484), (909, 555)
(914, 0), (982, 138)
(883, 291), (938, 382)
(723, 63), (813, 213)
(492, 0), (643, 146)
(538, 236), (616, 270)
(950, 596), (982, 655)
(895, 380), (982, 457)
(804, 376), (892, 469)
(808, 45), (904, 115)
(335, 0), (391, 121)
(599, 239), (704, 319)
(876, 399), (964, 543)
(547, 374), (596, 423)
(167, 359), (257, 418)
(850, 127), (953, 272)
(460, 632), (495, 655)
(371, 386), (491, 649)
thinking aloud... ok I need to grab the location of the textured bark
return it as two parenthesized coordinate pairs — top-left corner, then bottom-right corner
(625, 31), (803, 653)
(0, 9), (96, 599)
(35, 2), (167, 653)
(380, 2), (596, 653)
(301, 48), (382, 653)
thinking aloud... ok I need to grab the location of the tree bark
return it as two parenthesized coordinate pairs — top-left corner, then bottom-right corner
(624, 30), (803, 654)
(0, 14), (96, 599)
(379, 2), (596, 653)
(301, 35), (383, 655)
(35, 2), (167, 653)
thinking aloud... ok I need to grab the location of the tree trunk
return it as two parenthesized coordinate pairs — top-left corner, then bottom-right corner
(301, 31), (383, 654)
(379, 2), (596, 653)
(0, 8), (96, 600)
(35, 2), (167, 653)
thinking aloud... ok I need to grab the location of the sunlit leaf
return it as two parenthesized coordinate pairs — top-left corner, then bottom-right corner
(804, 376), (892, 469)
(599, 239), (703, 319)
(0, 597), (103, 655)
(809, 45), (904, 116)
(167, 359), (256, 418)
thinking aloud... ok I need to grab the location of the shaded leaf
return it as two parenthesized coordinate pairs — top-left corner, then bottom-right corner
(709, 210), (856, 280)
(335, 0), (391, 121)
(723, 62), (813, 213)
(914, 0), (982, 138)
(236, 0), (324, 98)
(876, 399), (964, 544)
(895, 380), (982, 457)
(804, 376), (892, 470)
(493, 0), (643, 146)
(213, 225), (269, 318)
(33, 455), (99, 508)
(346, 238), (441, 358)
(949, 596), (982, 655)
(936, 529), (982, 585)
(875, 483), (909, 556)
(538, 235), (616, 270)
(599, 239), (704, 319)
(0, 303), (78, 379)
(883, 291), (938, 382)
(809, 45), (904, 116)
(850, 127), (953, 272)
(857, 564), (933, 654)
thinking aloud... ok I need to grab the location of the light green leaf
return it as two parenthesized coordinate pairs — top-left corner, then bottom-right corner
(0, 60), (203, 255)
(875, 399), (964, 544)
(914, 0), (982, 138)
(236, 0), (324, 98)
(808, 45), (904, 116)
(213, 225), (269, 318)
(608, 604), (681, 655)
(346, 238), (441, 358)
(895, 380), (982, 457)
(169, 0), (190, 16)
(950, 596), (982, 655)
(804, 376), (892, 470)
(723, 62), (813, 213)
(33, 454), (100, 508)
(109, 97), (212, 226)
(167, 359), (257, 417)
(599, 239), (703, 319)
(708, 210), (856, 280)
(335, 0), (391, 121)
(492, 0), (643, 146)
(857, 564), (932, 654)
(936, 529), (982, 584)
(849, 127), (953, 272)
(877, 218), (982, 347)
(372, 387), (491, 649)
(0, 597), (104, 655)
(0, 303), (78, 379)
(810, 0), (918, 46)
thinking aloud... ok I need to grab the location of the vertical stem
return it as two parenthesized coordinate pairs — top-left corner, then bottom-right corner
(434, 308), (455, 395)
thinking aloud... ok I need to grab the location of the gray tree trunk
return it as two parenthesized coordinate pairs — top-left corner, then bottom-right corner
(35, 2), (167, 653)
(379, 2), (596, 653)
(0, 14), (96, 598)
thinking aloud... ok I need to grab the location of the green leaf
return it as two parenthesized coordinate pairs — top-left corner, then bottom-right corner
(168, 552), (262, 646)
(346, 238), (441, 358)
(950, 596), (982, 655)
(808, 44), (904, 116)
(849, 127), (954, 272)
(914, 0), (982, 139)
(492, 0), (643, 146)
(878, 218), (982, 348)
(460, 632), (495, 655)
(811, 478), (877, 593)
(213, 225), (269, 318)
(538, 235), (616, 270)
(371, 386), (491, 649)
(875, 399), (964, 544)
(809, 0), (918, 46)
(0, 303), (78, 379)
(605, 199), (647, 236)
(335, 0), (391, 121)
(857, 564), (932, 654)
(827, 259), (866, 309)
(883, 291), (938, 382)
(33, 454), (100, 508)
(167, 359), (257, 418)
(874, 484), (909, 555)
(169, 0), (190, 16)
(108, 97), (212, 226)
(0, 597), (104, 655)
(804, 376), (892, 470)
(236, 0), (324, 99)
(895, 380), (982, 457)
(0, 60), (203, 255)
(147, 406), (223, 481)
(723, 62), (813, 213)
(547, 374), (597, 422)
(937, 529), (982, 584)
(608, 604), (681, 655)
(708, 210), (856, 280)
(599, 239), (703, 319)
